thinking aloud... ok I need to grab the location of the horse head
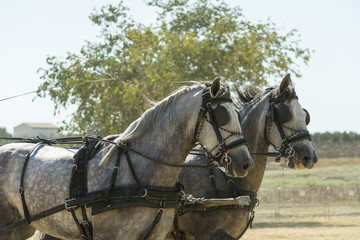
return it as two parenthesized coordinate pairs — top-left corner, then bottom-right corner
(195, 78), (254, 177)
(264, 74), (318, 169)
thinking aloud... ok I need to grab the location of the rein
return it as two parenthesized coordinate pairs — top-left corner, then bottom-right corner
(0, 136), (220, 170)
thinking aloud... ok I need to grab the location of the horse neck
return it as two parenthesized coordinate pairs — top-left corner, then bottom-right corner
(239, 96), (270, 192)
(118, 89), (201, 187)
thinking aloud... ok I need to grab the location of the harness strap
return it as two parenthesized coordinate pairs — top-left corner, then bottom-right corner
(106, 147), (123, 203)
(68, 139), (98, 240)
(173, 168), (258, 240)
(193, 87), (233, 143)
(220, 171), (238, 197)
(208, 169), (218, 197)
(140, 202), (165, 240)
(264, 98), (312, 161)
(172, 214), (183, 240)
(81, 206), (93, 239)
(236, 210), (255, 239)
(69, 209), (88, 239)
(1, 138), (184, 237)
(206, 103), (228, 155)
(288, 132), (312, 142)
(19, 143), (42, 224)
(124, 148), (145, 195)
(0, 204), (66, 235)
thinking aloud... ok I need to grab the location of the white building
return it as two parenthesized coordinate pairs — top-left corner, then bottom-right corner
(14, 123), (59, 138)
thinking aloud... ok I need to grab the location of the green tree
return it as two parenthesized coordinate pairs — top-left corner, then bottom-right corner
(37, 0), (311, 135)
(0, 127), (12, 144)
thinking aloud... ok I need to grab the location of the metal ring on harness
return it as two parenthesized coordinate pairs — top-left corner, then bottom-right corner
(285, 144), (295, 158)
(141, 188), (148, 198)
(221, 154), (232, 166)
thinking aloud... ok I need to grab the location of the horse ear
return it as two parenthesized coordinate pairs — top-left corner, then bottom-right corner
(210, 77), (221, 98)
(280, 74), (291, 94)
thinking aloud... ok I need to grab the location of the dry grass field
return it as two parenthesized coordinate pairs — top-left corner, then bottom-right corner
(242, 218), (360, 240)
(241, 157), (360, 240)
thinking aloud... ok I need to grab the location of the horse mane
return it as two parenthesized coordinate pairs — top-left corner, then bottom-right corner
(99, 82), (212, 166)
(234, 85), (261, 105)
(119, 83), (204, 142)
(234, 81), (297, 110)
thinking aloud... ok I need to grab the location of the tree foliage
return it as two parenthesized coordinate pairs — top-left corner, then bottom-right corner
(312, 131), (360, 158)
(38, 0), (311, 135)
(312, 131), (360, 143)
(0, 127), (12, 144)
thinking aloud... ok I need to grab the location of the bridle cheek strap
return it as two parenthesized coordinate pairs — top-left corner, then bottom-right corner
(194, 100), (249, 167)
(265, 101), (312, 160)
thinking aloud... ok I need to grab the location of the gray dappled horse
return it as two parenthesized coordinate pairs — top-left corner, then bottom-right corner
(168, 74), (318, 240)
(0, 79), (254, 240)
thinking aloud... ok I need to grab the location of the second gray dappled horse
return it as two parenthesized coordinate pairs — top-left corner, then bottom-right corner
(169, 74), (318, 240)
(0, 79), (253, 240)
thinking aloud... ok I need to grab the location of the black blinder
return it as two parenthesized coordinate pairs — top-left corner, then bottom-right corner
(303, 108), (310, 125)
(213, 105), (230, 126)
(276, 103), (292, 124)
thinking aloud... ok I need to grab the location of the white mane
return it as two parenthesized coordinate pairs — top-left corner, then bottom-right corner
(99, 83), (205, 166)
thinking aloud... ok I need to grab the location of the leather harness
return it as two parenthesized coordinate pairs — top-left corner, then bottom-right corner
(170, 90), (314, 240)
(0, 86), (248, 239)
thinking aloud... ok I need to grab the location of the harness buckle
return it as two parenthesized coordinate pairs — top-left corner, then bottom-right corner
(227, 179), (234, 186)
(81, 221), (90, 227)
(214, 149), (222, 159)
(65, 198), (78, 211)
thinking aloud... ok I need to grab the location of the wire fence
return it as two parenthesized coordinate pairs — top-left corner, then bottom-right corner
(254, 187), (360, 221)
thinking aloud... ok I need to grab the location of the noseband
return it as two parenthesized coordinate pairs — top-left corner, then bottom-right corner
(194, 87), (248, 168)
(264, 93), (312, 161)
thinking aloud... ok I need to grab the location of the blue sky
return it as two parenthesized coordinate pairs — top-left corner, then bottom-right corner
(0, 0), (359, 134)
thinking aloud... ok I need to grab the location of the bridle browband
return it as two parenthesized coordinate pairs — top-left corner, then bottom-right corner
(193, 87), (248, 169)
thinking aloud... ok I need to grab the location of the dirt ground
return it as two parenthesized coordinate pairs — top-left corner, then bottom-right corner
(241, 218), (360, 240)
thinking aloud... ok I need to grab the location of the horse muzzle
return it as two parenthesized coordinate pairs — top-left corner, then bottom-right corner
(225, 149), (254, 178)
(289, 145), (318, 169)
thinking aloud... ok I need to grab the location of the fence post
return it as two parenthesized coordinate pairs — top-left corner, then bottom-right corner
(275, 187), (281, 221)
(325, 186), (330, 219)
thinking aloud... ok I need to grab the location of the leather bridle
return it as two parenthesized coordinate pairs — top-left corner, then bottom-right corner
(264, 93), (312, 162)
(193, 87), (248, 169)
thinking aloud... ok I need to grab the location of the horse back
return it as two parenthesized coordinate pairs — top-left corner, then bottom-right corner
(0, 143), (76, 213)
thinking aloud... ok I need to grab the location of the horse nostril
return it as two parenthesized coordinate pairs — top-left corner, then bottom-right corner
(302, 155), (313, 166)
(242, 160), (250, 171)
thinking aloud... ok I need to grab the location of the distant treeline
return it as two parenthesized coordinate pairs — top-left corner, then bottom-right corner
(311, 131), (360, 158)
(312, 131), (360, 143)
